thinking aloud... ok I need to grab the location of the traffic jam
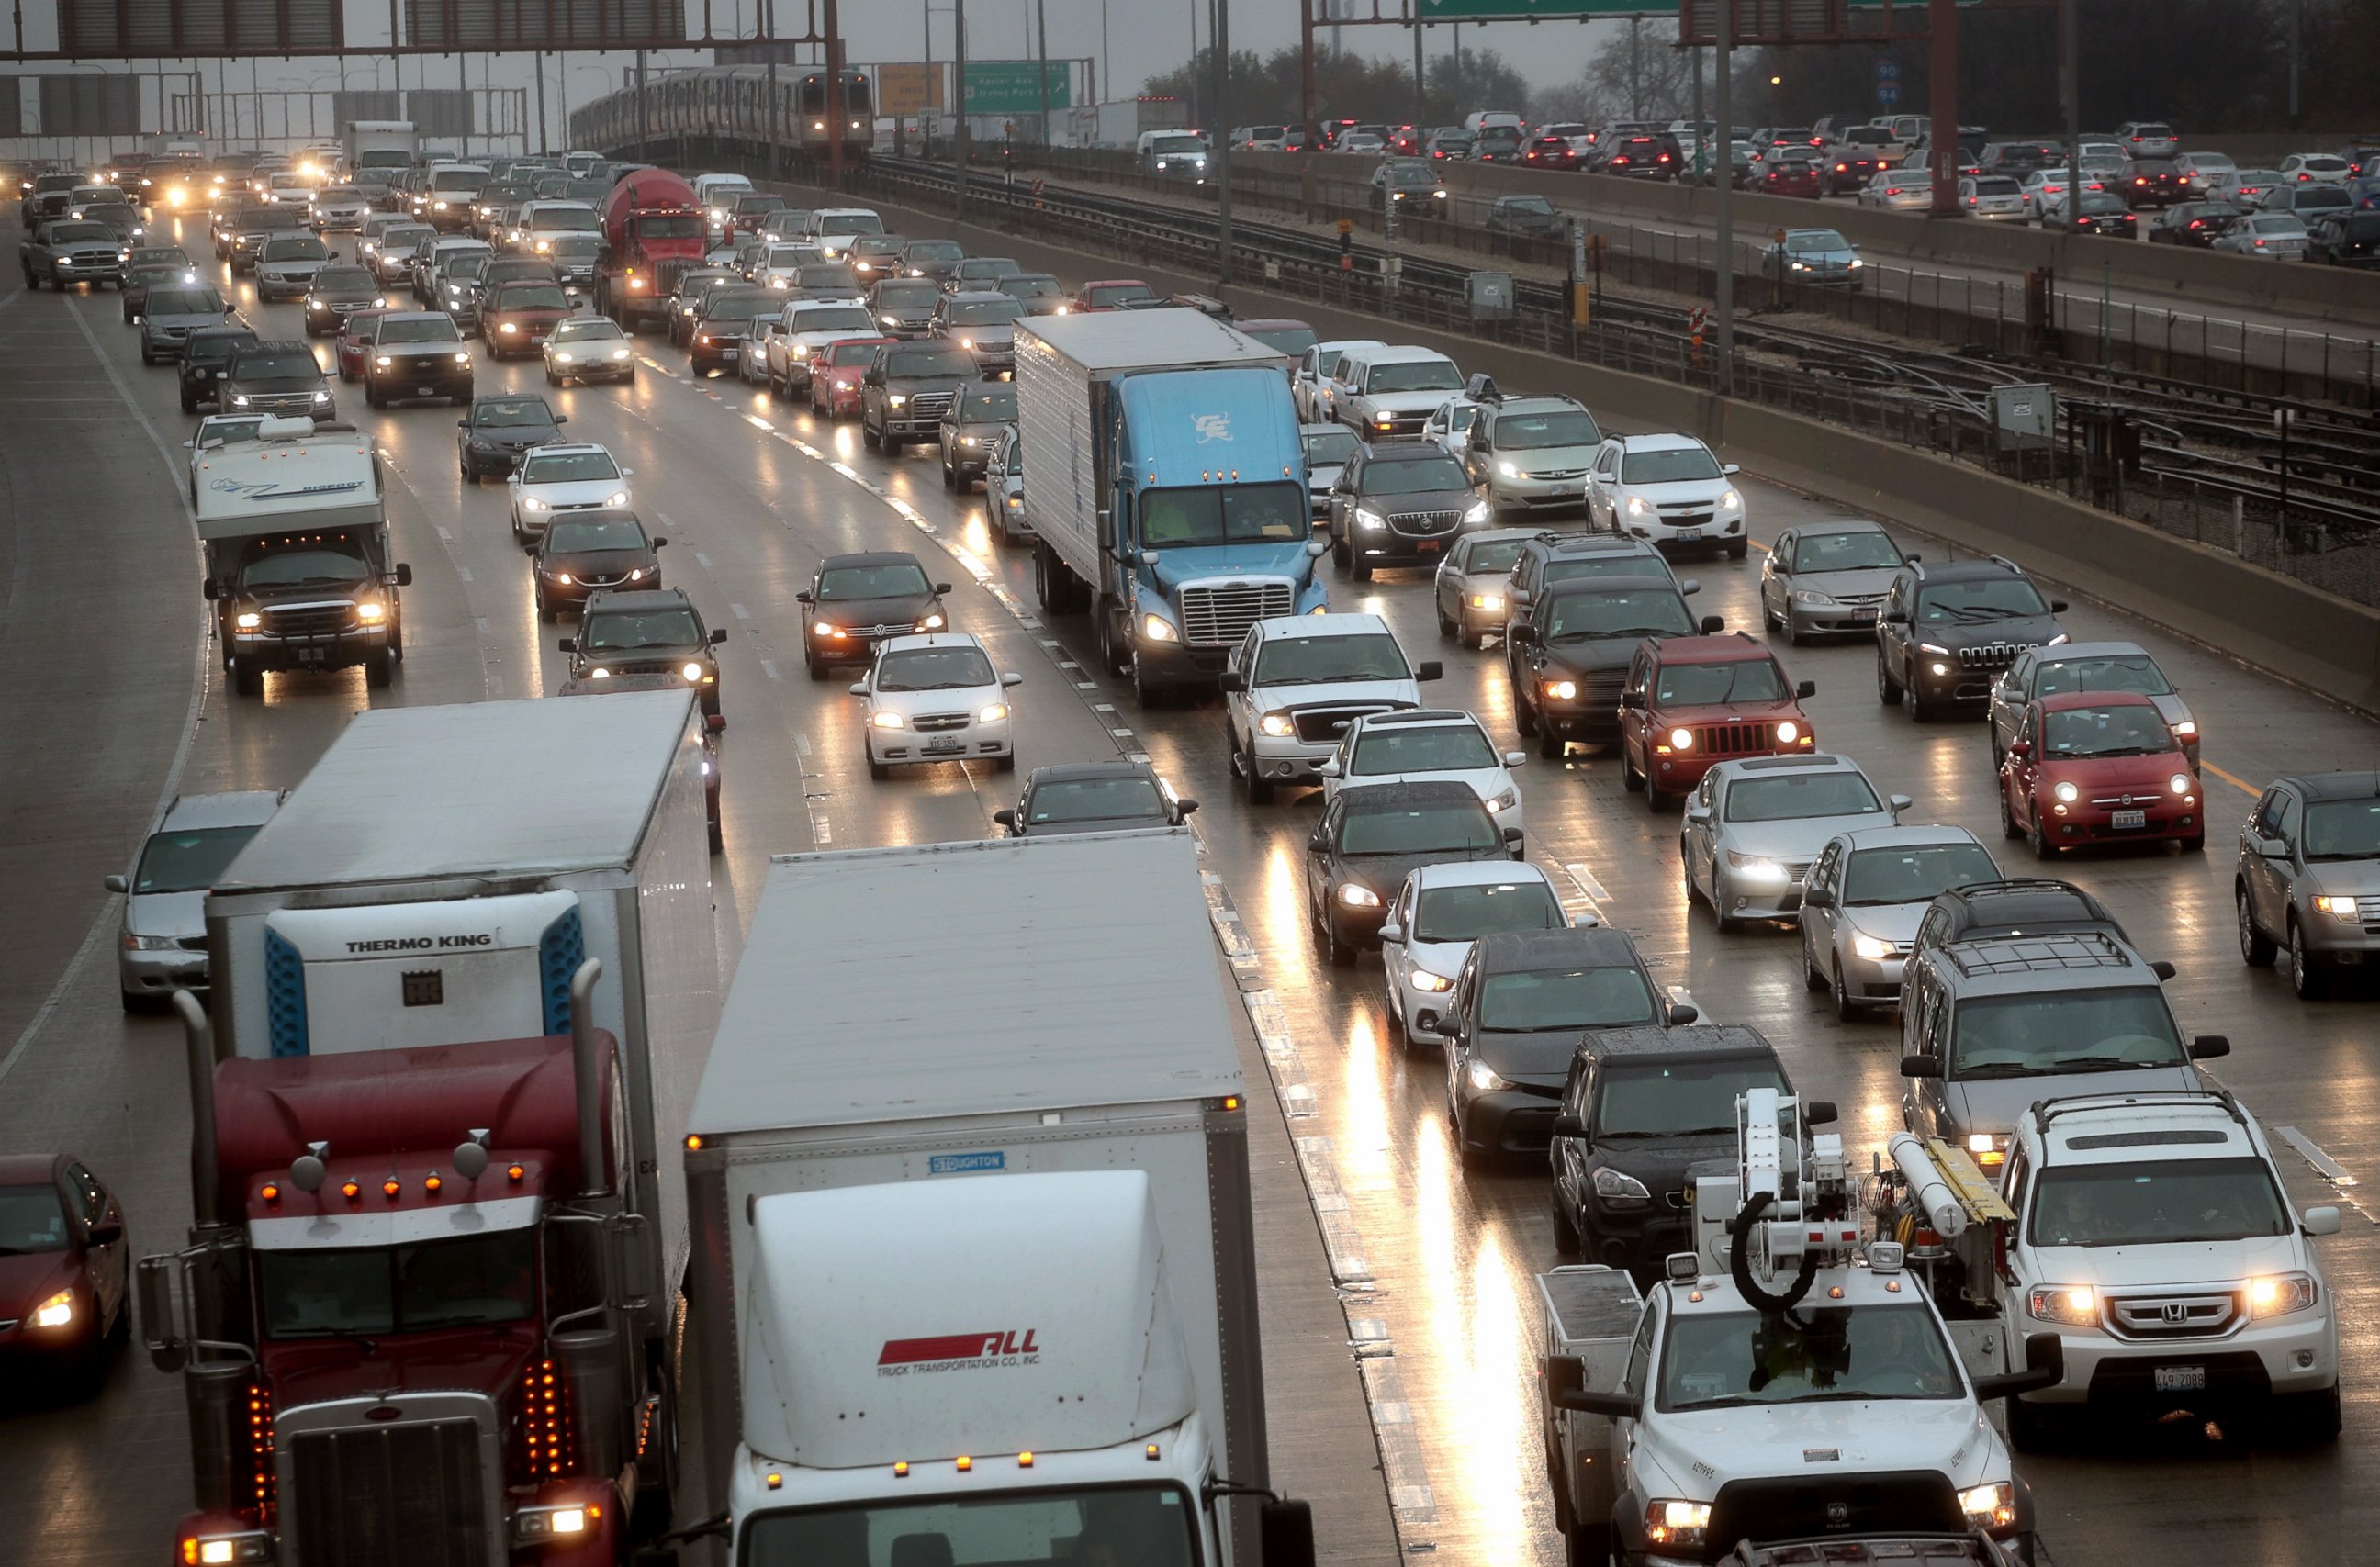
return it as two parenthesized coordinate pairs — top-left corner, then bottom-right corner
(6, 128), (2379, 1567)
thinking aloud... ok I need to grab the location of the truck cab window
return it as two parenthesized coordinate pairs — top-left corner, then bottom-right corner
(1139, 484), (1305, 548)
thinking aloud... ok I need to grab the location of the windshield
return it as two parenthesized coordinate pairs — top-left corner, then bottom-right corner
(1915, 578), (2049, 621)
(1411, 880), (1563, 942)
(1139, 482), (1305, 550)
(1364, 359), (1462, 394)
(1783, 229), (1852, 252)
(1465, 538), (1526, 576)
(1363, 456), (1470, 496)
(886, 346), (975, 376)
(148, 289), (226, 315)
(258, 1229), (535, 1338)
(187, 333), (258, 364)
(948, 298), (1024, 326)
(742, 1484), (1199, 1567)
(635, 213), (703, 239)
(2077, 193), (2127, 215)
(1544, 588), (1693, 641)
(0, 1185), (69, 1254)
(241, 543), (371, 588)
(796, 307), (874, 333)
(1148, 135), (1206, 156)
(828, 341), (884, 366)
(1253, 632), (1409, 686)
(49, 222), (115, 242)
(1002, 275), (1065, 299)
(1842, 844), (2001, 907)
(2304, 799), (2380, 859)
(1600, 1058), (1790, 1137)
(1660, 1304), (1961, 1411)
(1027, 777), (1166, 824)
(1086, 284), (1157, 308)
(2029, 1157), (2291, 1248)
(1504, 196), (1555, 215)
(262, 237), (329, 261)
(1621, 447), (1723, 484)
(763, 246), (811, 268)
(703, 288), (776, 318)
(494, 284), (569, 311)
(1654, 659), (1788, 705)
(1247, 324), (1319, 356)
(1791, 529), (1901, 572)
(522, 452), (621, 484)
(552, 235), (600, 256)
(134, 824), (264, 894)
(583, 609), (701, 650)
(876, 646), (996, 691)
(431, 169), (487, 194)
(907, 241), (963, 264)
(1304, 427), (1361, 465)
(552, 319), (624, 342)
(1352, 723), (1496, 775)
(1498, 409), (1600, 449)
(530, 206), (596, 230)
(230, 352), (323, 381)
(2039, 703), (2175, 757)
(1948, 987), (2185, 1078)
(820, 562), (932, 600)
(379, 317), (461, 343)
(956, 387), (1018, 421)
(547, 519), (649, 552)
(875, 279), (942, 308)
(312, 267), (376, 291)
(1340, 800), (1499, 856)
(1724, 771), (1883, 823)
(825, 212), (884, 235)
(1477, 965), (1656, 1032)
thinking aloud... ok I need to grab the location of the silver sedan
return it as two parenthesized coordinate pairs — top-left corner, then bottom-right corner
(1758, 519), (1907, 642)
(1799, 826), (2002, 1018)
(1680, 754), (1911, 932)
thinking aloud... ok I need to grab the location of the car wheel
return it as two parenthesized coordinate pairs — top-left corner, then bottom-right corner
(1728, 540), (1748, 560)
(2238, 885), (2277, 967)
(1802, 941), (1829, 991)
(1833, 959), (1865, 1022)
(536, 592), (556, 623)
(1538, 729), (1565, 760)
(2027, 807), (2057, 860)
(862, 420), (881, 452)
(2180, 831), (2206, 854)
(1230, 720), (1274, 805)
(1622, 750), (1645, 792)
(1903, 678), (1933, 722)
(2005, 1394), (2060, 1454)
(1331, 532), (1351, 570)
(941, 459), (955, 490)
(1998, 782), (2024, 839)
(1350, 555), (1372, 583)
(545, 367), (560, 386)
(868, 755), (890, 781)
(2288, 918), (2328, 1000)
(365, 647), (395, 689)
(1436, 600), (1457, 638)
(1710, 862), (1743, 932)
(1512, 681), (1539, 737)
(231, 659), (264, 698)
(1877, 653), (1903, 704)
(2262, 1383), (2343, 1446)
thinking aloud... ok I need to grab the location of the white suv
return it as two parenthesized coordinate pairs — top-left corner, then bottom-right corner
(1221, 613), (1442, 803)
(1999, 1091), (2342, 1448)
(1584, 432), (1746, 557)
(1319, 708), (1529, 831)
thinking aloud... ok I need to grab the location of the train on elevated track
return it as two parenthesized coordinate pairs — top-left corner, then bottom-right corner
(569, 65), (876, 164)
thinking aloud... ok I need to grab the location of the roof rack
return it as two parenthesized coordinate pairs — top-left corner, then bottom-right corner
(1943, 930), (2131, 977)
(2031, 1088), (2249, 1136)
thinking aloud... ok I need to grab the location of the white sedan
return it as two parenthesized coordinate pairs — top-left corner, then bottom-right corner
(1319, 709), (1529, 832)
(543, 316), (637, 386)
(1376, 862), (1575, 1050)
(508, 442), (633, 543)
(850, 632), (1023, 778)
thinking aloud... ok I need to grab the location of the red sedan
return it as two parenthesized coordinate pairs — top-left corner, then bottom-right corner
(334, 307), (387, 382)
(1999, 691), (2204, 857)
(1761, 157), (1824, 198)
(1522, 135), (1581, 171)
(481, 278), (574, 358)
(0, 1154), (129, 1395)
(808, 334), (899, 420)
(1072, 278), (1156, 313)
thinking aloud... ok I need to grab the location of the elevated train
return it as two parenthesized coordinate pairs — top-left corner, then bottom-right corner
(570, 65), (875, 163)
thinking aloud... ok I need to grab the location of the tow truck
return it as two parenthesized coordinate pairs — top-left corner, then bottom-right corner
(1539, 1089), (2061, 1566)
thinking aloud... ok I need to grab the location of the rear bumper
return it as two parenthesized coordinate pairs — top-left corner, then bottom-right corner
(1455, 1085), (1560, 1157)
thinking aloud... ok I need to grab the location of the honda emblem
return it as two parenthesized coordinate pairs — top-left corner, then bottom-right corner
(2161, 1302), (2188, 1326)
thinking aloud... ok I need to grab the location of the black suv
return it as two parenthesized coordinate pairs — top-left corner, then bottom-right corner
(1509, 576), (1720, 756)
(363, 310), (474, 409)
(1549, 1024), (1792, 1279)
(1326, 443), (1482, 580)
(796, 552), (951, 677)
(1424, 927), (1684, 1168)
(178, 323), (262, 412)
(937, 382), (1018, 490)
(1874, 555), (2067, 721)
(558, 588), (728, 719)
(219, 338), (334, 422)
(1501, 532), (1681, 655)
(1910, 876), (2131, 956)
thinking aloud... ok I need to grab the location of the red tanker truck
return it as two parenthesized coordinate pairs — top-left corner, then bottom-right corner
(594, 167), (708, 332)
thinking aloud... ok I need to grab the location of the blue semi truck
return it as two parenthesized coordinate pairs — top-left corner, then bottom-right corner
(1014, 308), (1329, 705)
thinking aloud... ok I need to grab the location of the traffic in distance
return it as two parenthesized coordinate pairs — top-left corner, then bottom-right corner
(4, 128), (2377, 1567)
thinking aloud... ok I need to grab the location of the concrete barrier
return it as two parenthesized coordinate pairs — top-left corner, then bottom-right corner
(800, 178), (2380, 715)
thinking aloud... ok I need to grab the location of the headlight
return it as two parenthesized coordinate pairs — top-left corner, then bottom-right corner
(500, 321), (519, 333)
(355, 600), (386, 622)
(1142, 613), (1177, 643)
(1464, 1058), (1513, 1093)
(2052, 780), (2080, 803)
(1410, 969), (1454, 992)
(1486, 788), (1518, 811)
(1775, 721), (1803, 744)
(230, 394), (250, 407)
(681, 662), (705, 682)
(2172, 719), (2197, 736)
(1850, 932), (1896, 961)
(455, 353), (471, 365)
(1592, 1166), (1653, 1204)
(960, 337), (975, 350)
(1667, 727), (1694, 751)
(30, 1289), (74, 1330)
(1497, 461), (1518, 477)
(513, 1504), (593, 1541)
(2314, 895), (2362, 922)
(960, 436), (979, 446)
(611, 348), (632, 361)
(888, 394), (907, 407)
(312, 390), (330, 404)
(376, 354), (392, 366)
(870, 707), (910, 732)
(1959, 1483), (2016, 1530)
(1791, 588), (1836, 607)
(1463, 500), (1491, 524)
(1258, 711), (1297, 738)
(1644, 1501), (1711, 1550)
(123, 932), (180, 951)
(1720, 488), (1741, 509)
(553, 572), (573, 585)
(1543, 680), (1577, 701)
(1354, 507), (1386, 532)
(2247, 1272), (2318, 1318)
(556, 353), (576, 364)
(977, 702), (1009, 722)
(374, 296), (387, 307)
(1726, 852), (1789, 884)
(2169, 772), (2194, 795)
(813, 622), (844, 638)
(522, 498), (548, 511)
(919, 612), (946, 630)
(1468, 593), (1504, 610)
(1626, 496), (1647, 516)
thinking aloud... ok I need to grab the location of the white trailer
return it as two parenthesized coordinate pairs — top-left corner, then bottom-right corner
(342, 118), (418, 175)
(206, 688), (724, 1345)
(679, 829), (1288, 1567)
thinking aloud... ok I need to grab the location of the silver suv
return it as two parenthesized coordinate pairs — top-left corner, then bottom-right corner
(2236, 772), (2380, 999)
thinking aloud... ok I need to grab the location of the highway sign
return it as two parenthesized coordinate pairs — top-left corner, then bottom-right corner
(963, 61), (1070, 115)
(1877, 82), (1901, 107)
(1875, 59), (1901, 83)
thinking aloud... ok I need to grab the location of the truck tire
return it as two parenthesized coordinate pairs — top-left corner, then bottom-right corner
(2004, 1393), (2060, 1453)
(365, 647), (396, 689)
(2262, 1383), (2342, 1445)
(231, 659), (264, 698)
(1565, 1522), (1611, 1567)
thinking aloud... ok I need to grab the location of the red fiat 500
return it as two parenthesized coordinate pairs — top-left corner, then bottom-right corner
(1999, 690), (2203, 856)
(808, 334), (898, 420)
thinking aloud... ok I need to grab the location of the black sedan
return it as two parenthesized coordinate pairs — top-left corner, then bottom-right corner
(1305, 779), (1522, 966)
(994, 761), (1197, 837)
(2055, 190), (2139, 237)
(2148, 200), (2243, 246)
(0, 1153), (129, 1397)
(456, 392), (566, 481)
(797, 551), (951, 678)
(2117, 158), (2185, 207)
(528, 511), (665, 620)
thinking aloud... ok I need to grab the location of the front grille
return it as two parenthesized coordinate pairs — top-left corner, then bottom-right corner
(1525, 467), (1585, 481)
(1179, 580), (1295, 648)
(176, 936), (210, 951)
(912, 711), (970, 733)
(286, 1417), (492, 1567)
(1955, 641), (2027, 670)
(907, 390), (955, 420)
(1692, 721), (1777, 755)
(1291, 703), (1394, 744)
(606, 658), (685, 678)
(2089, 791), (2167, 809)
(266, 603), (356, 638)
(575, 571), (632, 588)
(1389, 509), (1463, 537)
(242, 393), (320, 415)
(1578, 670), (1627, 707)
(2106, 1293), (2240, 1341)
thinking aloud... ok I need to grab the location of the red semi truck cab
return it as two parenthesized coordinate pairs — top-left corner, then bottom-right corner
(142, 975), (667, 1567)
(596, 168), (708, 331)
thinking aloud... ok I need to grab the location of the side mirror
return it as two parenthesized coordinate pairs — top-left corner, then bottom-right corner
(1219, 672), (1247, 693)
(201, 576), (219, 600)
(1316, 758), (1342, 778)
(2189, 1033), (2230, 1060)
(1802, 885), (1835, 909)
(2304, 1205), (2343, 1237)
(935, 582), (953, 595)
(653, 537), (668, 548)
(1259, 1498), (1317, 1567)
(2150, 959), (2178, 980)
(1174, 796), (1200, 819)
(1804, 1099), (1838, 1125)
(1667, 1002), (1700, 1025)
(1903, 553), (1923, 564)
(1000, 671), (1023, 688)
(456, 419), (468, 428)
(1502, 825), (1525, 845)
(1883, 610), (1909, 624)
(1889, 793), (1914, 812)
(848, 682), (870, 696)
(1503, 751), (1527, 767)
(556, 637), (576, 652)
(709, 627), (728, 644)
(135, 1253), (187, 1373)
(1685, 804), (1712, 824)
(1621, 690), (1646, 710)
(1972, 1332), (2065, 1403)
(2050, 599), (2070, 612)
(1547, 1354), (1640, 1419)
(1552, 1114), (1587, 1139)
(619, 466), (634, 476)
(105, 873), (129, 893)
(796, 590), (814, 605)
(1722, 463), (1740, 476)
(2251, 834), (2287, 858)
(1306, 828), (1329, 852)
(1699, 615), (1724, 634)
(1377, 921), (1404, 944)
(992, 808), (1016, 831)
(87, 1218), (123, 1246)
(1416, 661), (1443, 682)
(1795, 679), (1817, 699)
(1306, 537), (1330, 558)
(1900, 1055), (1943, 1079)
(1679, 577), (1701, 596)
(2007, 740), (2033, 759)
(1508, 623), (1537, 646)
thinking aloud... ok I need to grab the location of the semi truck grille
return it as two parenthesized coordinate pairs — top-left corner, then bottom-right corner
(1291, 702), (1395, 744)
(266, 603), (357, 638)
(286, 1418), (492, 1567)
(1691, 722), (1777, 755)
(1179, 580), (1294, 648)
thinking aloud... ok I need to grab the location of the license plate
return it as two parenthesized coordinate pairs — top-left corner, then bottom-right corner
(1673, 527), (1702, 541)
(416, 386), (437, 397)
(297, 647), (324, 663)
(1849, 607), (1875, 619)
(720, 346), (739, 360)
(2112, 809), (2147, 829)
(2154, 1364), (2206, 1393)
(1417, 539), (1443, 554)
(924, 738), (964, 755)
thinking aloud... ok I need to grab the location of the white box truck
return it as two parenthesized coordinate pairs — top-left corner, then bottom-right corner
(342, 118), (419, 177)
(206, 688), (724, 1346)
(675, 829), (1307, 1567)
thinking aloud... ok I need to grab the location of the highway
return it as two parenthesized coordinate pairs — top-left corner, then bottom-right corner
(2, 198), (2376, 1567)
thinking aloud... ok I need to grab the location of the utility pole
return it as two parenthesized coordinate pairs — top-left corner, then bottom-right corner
(2060, 0), (2079, 255)
(1690, 43), (1704, 179)
(1035, 0), (1050, 148)
(1629, 17), (1642, 121)
(1215, 0), (1233, 285)
(1713, 0), (1734, 394)
(2288, 0), (2302, 134)
(1411, 0), (1424, 133)
(534, 54), (548, 155)
(955, 0), (971, 217)
(766, 0), (782, 176)
(1926, 0), (1959, 217)
(825, 0), (846, 189)
(635, 50), (648, 157)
